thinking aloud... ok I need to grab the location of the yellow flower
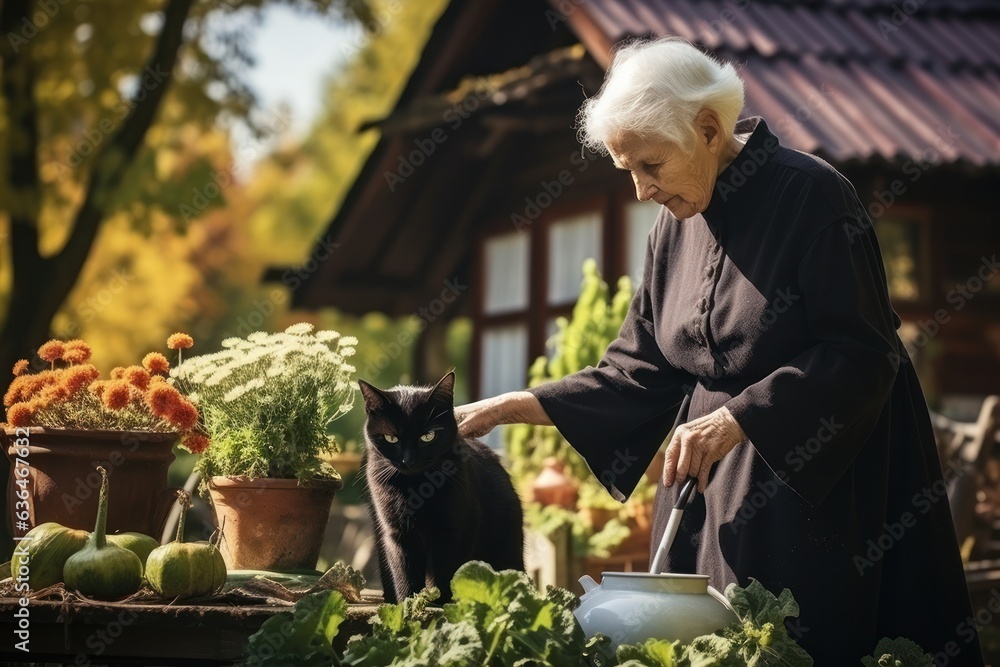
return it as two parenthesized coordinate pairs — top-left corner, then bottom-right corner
(12, 360), (29, 376)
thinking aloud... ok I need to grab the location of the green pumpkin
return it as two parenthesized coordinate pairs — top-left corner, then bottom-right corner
(63, 467), (143, 600)
(108, 532), (160, 567)
(10, 522), (89, 590)
(145, 490), (227, 599)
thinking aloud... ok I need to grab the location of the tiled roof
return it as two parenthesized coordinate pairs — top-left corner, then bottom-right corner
(579, 0), (1000, 164)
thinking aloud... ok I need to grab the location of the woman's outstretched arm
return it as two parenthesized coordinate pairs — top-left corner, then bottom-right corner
(454, 391), (552, 438)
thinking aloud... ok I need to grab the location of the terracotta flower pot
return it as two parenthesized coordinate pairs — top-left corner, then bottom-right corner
(3, 427), (180, 538)
(208, 475), (343, 571)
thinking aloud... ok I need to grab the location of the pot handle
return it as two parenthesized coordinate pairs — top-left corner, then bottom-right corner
(707, 585), (737, 613)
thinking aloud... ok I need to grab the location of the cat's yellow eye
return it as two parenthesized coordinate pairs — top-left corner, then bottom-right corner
(420, 431), (436, 443)
(384, 434), (399, 444)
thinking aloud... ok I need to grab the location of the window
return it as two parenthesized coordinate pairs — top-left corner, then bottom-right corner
(876, 218), (926, 302)
(479, 232), (533, 448)
(548, 212), (602, 305)
(626, 201), (661, 285)
(479, 324), (528, 448)
(484, 233), (529, 314)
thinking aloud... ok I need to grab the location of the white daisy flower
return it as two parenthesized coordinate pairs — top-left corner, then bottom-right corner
(285, 323), (315, 335)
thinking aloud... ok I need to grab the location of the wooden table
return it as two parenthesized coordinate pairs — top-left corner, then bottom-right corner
(0, 594), (382, 665)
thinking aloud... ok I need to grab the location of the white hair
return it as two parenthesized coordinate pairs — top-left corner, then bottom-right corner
(578, 37), (745, 155)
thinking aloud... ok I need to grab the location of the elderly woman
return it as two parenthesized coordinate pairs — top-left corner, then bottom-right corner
(455, 37), (982, 664)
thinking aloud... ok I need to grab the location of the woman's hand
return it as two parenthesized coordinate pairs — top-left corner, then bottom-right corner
(455, 392), (553, 438)
(454, 398), (503, 438)
(663, 406), (747, 493)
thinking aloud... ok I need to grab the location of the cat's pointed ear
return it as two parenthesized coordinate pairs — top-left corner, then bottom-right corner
(358, 379), (390, 413)
(430, 371), (455, 406)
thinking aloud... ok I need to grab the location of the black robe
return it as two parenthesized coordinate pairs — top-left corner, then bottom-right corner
(529, 117), (982, 665)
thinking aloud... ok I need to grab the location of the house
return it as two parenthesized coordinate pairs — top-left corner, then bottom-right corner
(290, 0), (1000, 417)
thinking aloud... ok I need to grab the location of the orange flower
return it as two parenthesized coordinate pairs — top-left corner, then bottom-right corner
(167, 400), (198, 430)
(142, 352), (170, 375)
(4, 376), (31, 407)
(63, 365), (101, 395)
(39, 383), (70, 405)
(4, 371), (57, 406)
(166, 333), (194, 350)
(110, 367), (126, 380)
(89, 381), (109, 399)
(146, 383), (182, 418)
(180, 433), (210, 455)
(123, 366), (151, 391)
(12, 360), (29, 376)
(38, 340), (65, 363)
(61, 340), (92, 365)
(6, 403), (34, 427)
(102, 381), (132, 410)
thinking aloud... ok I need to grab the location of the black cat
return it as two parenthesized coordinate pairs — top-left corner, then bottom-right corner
(359, 371), (524, 603)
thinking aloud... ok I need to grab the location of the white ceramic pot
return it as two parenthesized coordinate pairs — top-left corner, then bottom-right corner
(575, 572), (739, 647)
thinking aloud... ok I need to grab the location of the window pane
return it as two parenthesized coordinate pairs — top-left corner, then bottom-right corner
(480, 323), (528, 448)
(484, 233), (529, 314)
(627, 201), (661, 286)
(875, 219), (922, 301)
(548, 212), (602, 305)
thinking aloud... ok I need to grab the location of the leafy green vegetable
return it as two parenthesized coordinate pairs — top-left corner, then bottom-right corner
(616, 638), (684, 666)
(443, 561), (586, 666)
(718, 579), (813, 667)
(243, 589), (347, 666)
(861, 637), (934, 667)
(243, 561), (924, 667)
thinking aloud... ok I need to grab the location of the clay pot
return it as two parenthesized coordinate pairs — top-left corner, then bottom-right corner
(531, 457), (579, 509)
(208, 476), (343, 570)
(3, 427), (179, 538)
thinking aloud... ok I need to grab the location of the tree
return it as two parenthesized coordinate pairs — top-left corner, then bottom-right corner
(0, 0), (369, 555)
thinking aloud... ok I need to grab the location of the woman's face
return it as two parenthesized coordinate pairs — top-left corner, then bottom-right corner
(606, 110), (734, 220)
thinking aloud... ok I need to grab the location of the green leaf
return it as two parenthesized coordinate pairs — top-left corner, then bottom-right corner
(725, 579), (799, 628)
(616, 638), (683, 666)
(244, 590), (347, 666)
(722, 580), (813, 667)
(861, 637), (934, 667)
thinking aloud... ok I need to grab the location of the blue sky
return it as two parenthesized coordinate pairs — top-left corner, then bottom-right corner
(243, 4), (356, 136)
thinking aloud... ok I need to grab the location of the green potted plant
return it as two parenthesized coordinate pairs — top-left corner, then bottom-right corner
(176, 323), (358, 571)
(2, 335), (202, 539)
(506, 260), (661, 576)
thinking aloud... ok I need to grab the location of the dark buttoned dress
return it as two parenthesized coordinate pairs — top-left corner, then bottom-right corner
(529, 117), (982, 664)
